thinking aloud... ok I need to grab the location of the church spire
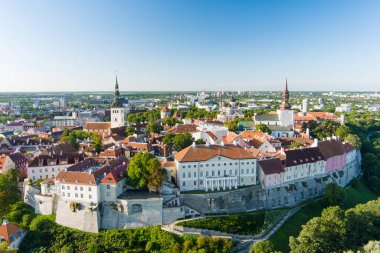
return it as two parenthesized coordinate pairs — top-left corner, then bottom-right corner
(279, 77), (291, 110)
(111, 72), (122, 108)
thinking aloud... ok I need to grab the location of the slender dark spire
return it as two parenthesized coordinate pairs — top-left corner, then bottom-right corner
(279, 77), (291, 110)
(111, 72), (122, 107)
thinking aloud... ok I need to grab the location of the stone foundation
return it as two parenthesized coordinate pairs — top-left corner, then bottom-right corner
(183, 160), (361, 214)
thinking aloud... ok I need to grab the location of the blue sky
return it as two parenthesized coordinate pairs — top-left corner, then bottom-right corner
(0, 0), (379, 92)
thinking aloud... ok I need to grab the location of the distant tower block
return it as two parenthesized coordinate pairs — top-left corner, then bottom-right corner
(302, 98), (310, 114)
(340, 114), (346, 126)
(111, 74), (125, 128)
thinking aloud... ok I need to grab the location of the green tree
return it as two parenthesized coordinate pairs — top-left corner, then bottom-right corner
(125, 126), (135, 136)
(0, 170), (21, 217)
(4, 201), (35, 228)
(146, 122), (163, 134)
(249, 240), (279, 253)
(173, 132), (194, 151)
(289, 206), (347, 253)
(289, 142), (302, 150)
(195, 138), (206, 144)
(344, 134), (362, 148)
(127, 152), (165, 192)
(325, 182), (345, 205)
(335, 125), (351, 139)
(255, 123), (272, 134)
(162, 132), (175, 145)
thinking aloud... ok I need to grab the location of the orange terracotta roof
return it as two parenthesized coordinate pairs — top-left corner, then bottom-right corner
(240, 130), (272, 140)
(84, 122), (112, 130)
(161, 161), (176, 168)
(127, 142), (152, 152)
(0, 222), (23, 242)
(168, 124), (198, 134)
(161, 105), (169, 112)
(175, 144), (255, 162)
(222, 132), (238, 143)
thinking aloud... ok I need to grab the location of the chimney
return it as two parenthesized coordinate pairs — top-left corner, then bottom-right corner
(221, 141), (225, 146)
(205, 141), (210, 147)
(280, 147), (285, 155)
(306, 128), (310, 136)
(311, 138), (318, 147)
(233, 140), (237, 146)
(192, 142), (196, 148)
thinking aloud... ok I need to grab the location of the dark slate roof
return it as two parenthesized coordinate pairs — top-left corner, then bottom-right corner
(29, 143), (86, 167)
(318, 139), (347, 159)
(259, 158), (284, 175)
(255, 114), (279, 121)
(284, 147), (325, 167)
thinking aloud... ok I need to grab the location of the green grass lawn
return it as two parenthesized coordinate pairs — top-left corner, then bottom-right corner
(270, 178), (378, 253)
(177, 209), (286, 236)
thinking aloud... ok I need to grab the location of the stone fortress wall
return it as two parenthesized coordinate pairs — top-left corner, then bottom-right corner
(26, 154), (361, 233)
(182, 159), (360, 214)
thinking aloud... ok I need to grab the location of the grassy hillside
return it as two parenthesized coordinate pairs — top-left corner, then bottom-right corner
(270, 178), (378, 253)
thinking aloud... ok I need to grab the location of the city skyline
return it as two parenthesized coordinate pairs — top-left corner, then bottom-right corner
(1, 0), (380, 92)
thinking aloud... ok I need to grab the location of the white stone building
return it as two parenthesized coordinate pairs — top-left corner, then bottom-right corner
(283, 147), (326, 183)
(174, 143), (258, 192)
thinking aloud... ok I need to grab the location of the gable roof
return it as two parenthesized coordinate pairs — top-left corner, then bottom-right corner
(255, 114), (279, 121)
(259, 158), (284, 175)
(175, 144), (255, 162)
(0, 221), (23, 242)
(317, 139), (347, 159)
(168, 124), (198, 134)
(284, 147), (325, 167)
(84, 122), (112, 130)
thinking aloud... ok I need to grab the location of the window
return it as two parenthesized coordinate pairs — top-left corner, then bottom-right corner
(188, 172), (191, 178)
(45, 175), (48, 179)
(80, 187), (83, 191)
(107, 185), (110, 189)
(32, 170), (35, 173)
(62, 192), (65, 197)
(200, 180), (203, 185)
(212, 171), (215, 176)
(81, 194), (83, 198)
(242, 162), (244, 165)
(229, 170), (232, 175)
(206, 171), (209, 176)
(89, 194), (92, 199)
(67, 186), (70, 190)
(235, 162), (238, 165)
(193, 165), (196, 168)
(182, 182), (185, 186)
(39, 169), (42, 173)
(200, 165), (203, 167)
(200, 172), (203, 177)
(75, 186), (78, 191)
(206, 164), (209, 167)
(194, 172), (196, 177)
(188, 165), (191, 168)
(106, 192), (110, 197)
(68, 193), (71, 197)
(182, 166), (186, 169)
(212, 164), (215, 167)
(45, 168), (48, 172)
(194, 181), (196, 185)
(218, 170), (220, 176)
(246, 169), (249, 174)
(75, 193), (78, 198)
(230, 163), (232, 165)
(62, 185), (65, 190)
(88, 187), (91, 191)
(52, 168), (55, 172)
(224, 163), (226, 166)
(183, 173), (185, 178)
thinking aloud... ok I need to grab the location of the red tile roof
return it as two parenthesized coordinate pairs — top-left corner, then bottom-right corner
(0, 221), (23, 242)
(175, 144), (255, 162)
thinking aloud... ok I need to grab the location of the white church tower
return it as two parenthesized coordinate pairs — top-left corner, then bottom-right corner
(277, 78), (294, 127)
(111, 75), (125, 128)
